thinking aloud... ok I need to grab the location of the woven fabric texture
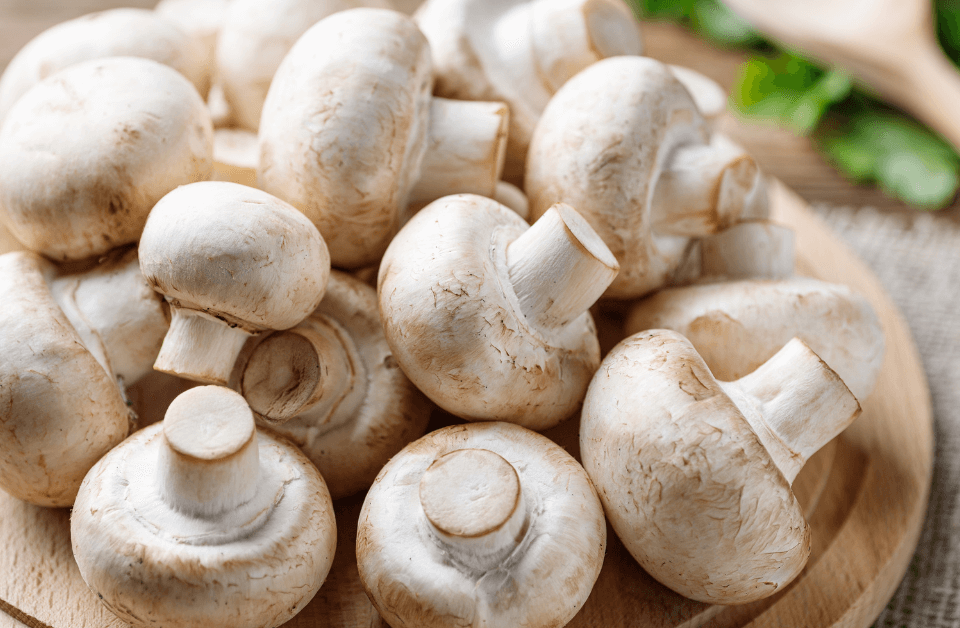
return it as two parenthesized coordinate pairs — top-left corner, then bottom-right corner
(812, 205), (960, 628)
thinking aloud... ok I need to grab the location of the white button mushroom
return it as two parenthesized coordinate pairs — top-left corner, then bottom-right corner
(525, 56), (767, 299)
(624, 277), (885, 402)
(71, 385), (337, 628)
(0, 8), (210, 123)
(378, 194), (618, 429)
(0, 252), (131, 506)
(258, 8), (509, 268)
(139, 181), (330, 386)
(357, 422), (606, 628)
(414, 0), (643, 183)
(216, 0), (393, 132)
(238, 270), (431, 499)
(0, 57), (213, 261)
(581, 329), (861, 604)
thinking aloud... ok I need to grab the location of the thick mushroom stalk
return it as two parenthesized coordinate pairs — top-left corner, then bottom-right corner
(721, 338), (861, 484)
(507, 203), (619, 330)
(158, 387), (259, 516)
(419, 448), (528, 571)
(671, 220), (795, 285)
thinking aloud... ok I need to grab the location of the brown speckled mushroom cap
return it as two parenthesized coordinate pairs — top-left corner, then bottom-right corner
(0, 252), (130, 506)
(581, 329), (860, 604)
(625, 277), (885, 401)
(240, 270), (431, 500)
(525, 56), (766, 299)
(357, 422), (606, 628)
(378, 194), (618, 430)
(0, 8), (210, 123)
(0, 56), (213, 261)
(139, 181), (329, 385)
(71, 386), (337, 628)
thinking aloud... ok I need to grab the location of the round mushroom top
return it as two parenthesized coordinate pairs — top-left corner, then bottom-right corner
(624, 277), (885, 402)
(580, 329), (810, 604)
(240, 270), (430, 500)
(71, 386), (337, 628)
(0, 252), (130, 507)
(377, 194), (601, 429)
(357, 422), (606, 628)
(139, 181), (329, 332)
(525, 55), (708, 299)
(0, 56), (213, 261)
(0, 8), (209, 123)
(258, 8), (433, 269)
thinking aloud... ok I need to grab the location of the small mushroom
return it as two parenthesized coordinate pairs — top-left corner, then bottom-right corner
(216, 0), (392, 132)
(258, 8), (508, 268)
(0, 252), (131, 506)
(0, 8), (209, 123)
(238, 270), (431, 500)
(378, 194), (618, 429)
(624, 277), (884, 402)
(0, 56), (213, 261)
(525, 56), (767, 299)
(71, 386), (337, 628)
(581, 329), (861, 604)
(139, 181), (330, 386)
(414, 0), (643, 183)
(357, 422), (606, 628)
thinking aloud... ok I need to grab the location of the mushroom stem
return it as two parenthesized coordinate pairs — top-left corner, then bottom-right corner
(157, 386), (259, 517)
(407, 98), (509, 207)
(672, 220), (795, 285)
(419, 448), (528, 571)
(722, 338), (861, 485)
(506, 203), (619, 331)
(154, 307), (253, 385)
(652, 134), (767, 237)
(529, 0), (644, 92)
(240, 320), (356, 425)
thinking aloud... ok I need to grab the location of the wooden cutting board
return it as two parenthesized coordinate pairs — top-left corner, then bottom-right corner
(0, 180), (934, 628)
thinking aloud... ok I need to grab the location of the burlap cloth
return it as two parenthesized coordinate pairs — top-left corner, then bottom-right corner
(809, 204), (960, 627)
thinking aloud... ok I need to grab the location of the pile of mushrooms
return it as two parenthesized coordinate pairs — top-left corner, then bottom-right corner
(0, 1), (888, 626)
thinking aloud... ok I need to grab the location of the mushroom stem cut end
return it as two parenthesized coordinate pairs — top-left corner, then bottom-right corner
(154, 307), (253, 385)
(727, 338), (861, 484)
(158, 386), (259, 516)
(419, 448), (527, 571)
(506, 203), (618, 331)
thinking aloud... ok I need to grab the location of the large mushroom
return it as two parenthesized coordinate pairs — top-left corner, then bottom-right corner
(237, 270), (431, 500)
(378, 194), (618, 430)
(0, 8), (209, 123)
(414, 0), (643, 184)
(625, 277), (884, 402)
(357, 422), (606, 628)
(139, 181), (330, 386)
(258, 8), (508, 268)
(581, 329), (861, 604)
(72, 386), (337, 628)
(0, 56), (213, 261)
(525, 56), (767, 299)
(0, 250), (169, 506)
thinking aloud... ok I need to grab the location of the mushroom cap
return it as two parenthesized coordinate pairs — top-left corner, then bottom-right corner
(580, 329), (810, 604)
(357, 422), (606, 628)
(414, 0), (643, 183)
(258, 8), (433, 269)
(378, 194), (601, 429)
(139, 181), (329, 332)
(249, 270), (431, 500)
(0, 56), (213, 261)
(525, 55), (708, 299)
(71, 420), (336, 628)
(625, 277), (885, 401)
(0, 8), (210, 122)
(216, 0), (392, 132)
(0, 252), (129, 506)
